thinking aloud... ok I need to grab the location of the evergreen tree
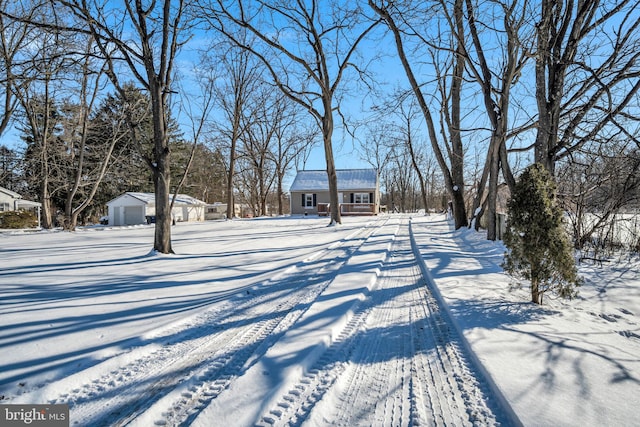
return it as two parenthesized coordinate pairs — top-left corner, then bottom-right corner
(93, 85), (155, 204)
(503, 163), (580, 304)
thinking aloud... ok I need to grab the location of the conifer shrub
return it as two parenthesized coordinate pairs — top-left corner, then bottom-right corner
(0, 210), (38, 229)
(502, 163), (581, 304)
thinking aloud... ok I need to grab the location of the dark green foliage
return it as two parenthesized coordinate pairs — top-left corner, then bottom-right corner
(502, 163), (580, 304)
(0, 210), (38, 229)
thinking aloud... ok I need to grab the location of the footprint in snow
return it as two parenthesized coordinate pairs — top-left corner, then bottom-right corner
(618, 330), (640, 340)
(618, 307), (634, 316)
(599, 313), (621, 322)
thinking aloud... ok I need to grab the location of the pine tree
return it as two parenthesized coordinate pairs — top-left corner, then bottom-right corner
(502, 163), (580, 304)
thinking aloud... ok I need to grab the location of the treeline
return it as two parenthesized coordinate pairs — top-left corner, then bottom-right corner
(0, 85), (227, 228)
(0, 0), (639, 253)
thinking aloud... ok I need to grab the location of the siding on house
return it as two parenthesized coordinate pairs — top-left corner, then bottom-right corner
(289, 169), (380, 216)
(0, 187), (41, 211)
(0, 187), (20, 212)
(107, 192), (206, 226)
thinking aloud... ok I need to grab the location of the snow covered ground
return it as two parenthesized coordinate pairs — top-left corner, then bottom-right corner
(0, 214), (638, 426)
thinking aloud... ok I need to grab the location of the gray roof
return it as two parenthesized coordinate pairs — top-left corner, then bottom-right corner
(107, 192), (207, 206)
(289, 169), (378, 192)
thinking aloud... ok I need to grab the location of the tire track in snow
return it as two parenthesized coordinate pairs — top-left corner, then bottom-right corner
(30, 218), (389, 426)
(142, 218), (394, 427)
(256, 218), (504, 426)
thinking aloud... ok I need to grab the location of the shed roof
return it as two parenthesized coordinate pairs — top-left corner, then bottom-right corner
(107, 192), (207, 206)
(289, 169), (378, 192)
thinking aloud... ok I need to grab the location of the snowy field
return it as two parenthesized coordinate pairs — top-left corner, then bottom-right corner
(0, 214), (638, 426)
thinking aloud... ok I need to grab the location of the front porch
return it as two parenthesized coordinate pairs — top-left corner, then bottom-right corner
(317, 203), (377, 216)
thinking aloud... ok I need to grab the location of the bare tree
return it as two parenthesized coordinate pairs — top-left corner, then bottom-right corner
(204, 41), (262, 219)
(449, 0), (532, 239)
(558, 141), (640, 253)
(49, 0), (193, 253)
(372, 95), (433, 214)
(59, 39), (117, 231)
(240, 86), (277, 216)
(435, 1), (468, 228)
(293, 138), (317, 172)
(356, 119), (395, 174)
(267, 94), (314, 216)
(12, 8), (70, 229)
(369, 0), (469, 228)
(397, 99), (431, 214)
(535, 0), (640, 174)
(387, 146), (417, 212)
(0, 0), (35, 138)
(236, 90), (313, 217)
(170, 56), (220, 211)
(202, 0), (380, 225)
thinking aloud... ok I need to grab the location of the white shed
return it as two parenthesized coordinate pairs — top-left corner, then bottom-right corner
(107, 192), (206, 226)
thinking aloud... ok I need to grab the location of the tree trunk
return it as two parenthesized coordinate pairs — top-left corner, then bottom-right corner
(534, 1), (556, 174)
(372, 0), (465, 226)
(153, 160), (173, 253)
(39, 124), (53, 229)
(531, 278), (542, 305)
(470, 143), (492, 230)
(226, 135), (237, 220)
(63, 198), (76, 231)
(451, 190), (467, 228)
(150, 82), (173, 254)
(449, 0), (468, 228)
(486, 148), (499, 241)
(406, 123), (429, 214)
(277, 171), (284, 216)
(323, 107), (341, 225)
(40, 177), (53, 229)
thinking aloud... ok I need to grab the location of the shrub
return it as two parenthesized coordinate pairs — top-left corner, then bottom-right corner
(502, 163), (581, 304)
(0, 210), (38, 229)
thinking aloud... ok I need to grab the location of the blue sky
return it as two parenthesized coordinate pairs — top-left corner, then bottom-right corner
(0, 1), (413, 191)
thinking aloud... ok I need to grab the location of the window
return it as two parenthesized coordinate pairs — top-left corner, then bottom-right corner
(302, 193), (317, 208)
(0, 202), (9, 212)
(353, 193), (370, 204)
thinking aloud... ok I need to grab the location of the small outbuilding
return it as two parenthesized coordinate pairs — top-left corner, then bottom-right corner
(106, 192), (206, 226)
(205, 202), (255, 220)
(289, 168), (380, 216)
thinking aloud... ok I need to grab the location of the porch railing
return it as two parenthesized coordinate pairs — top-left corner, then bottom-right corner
(317, 203), (376, 216)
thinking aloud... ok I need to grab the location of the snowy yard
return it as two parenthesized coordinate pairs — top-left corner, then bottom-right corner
(1, 214), (638, 426)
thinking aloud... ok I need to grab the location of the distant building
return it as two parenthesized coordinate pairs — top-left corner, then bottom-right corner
(289, 169), (380, 216)
(106, 192), (206, 226)
(205, 202), (254, 220)
(0, 186), (42, 227)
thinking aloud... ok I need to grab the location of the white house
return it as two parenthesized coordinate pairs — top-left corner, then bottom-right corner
(0, 186), (42, 227)
(106, 192), (206, 226)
